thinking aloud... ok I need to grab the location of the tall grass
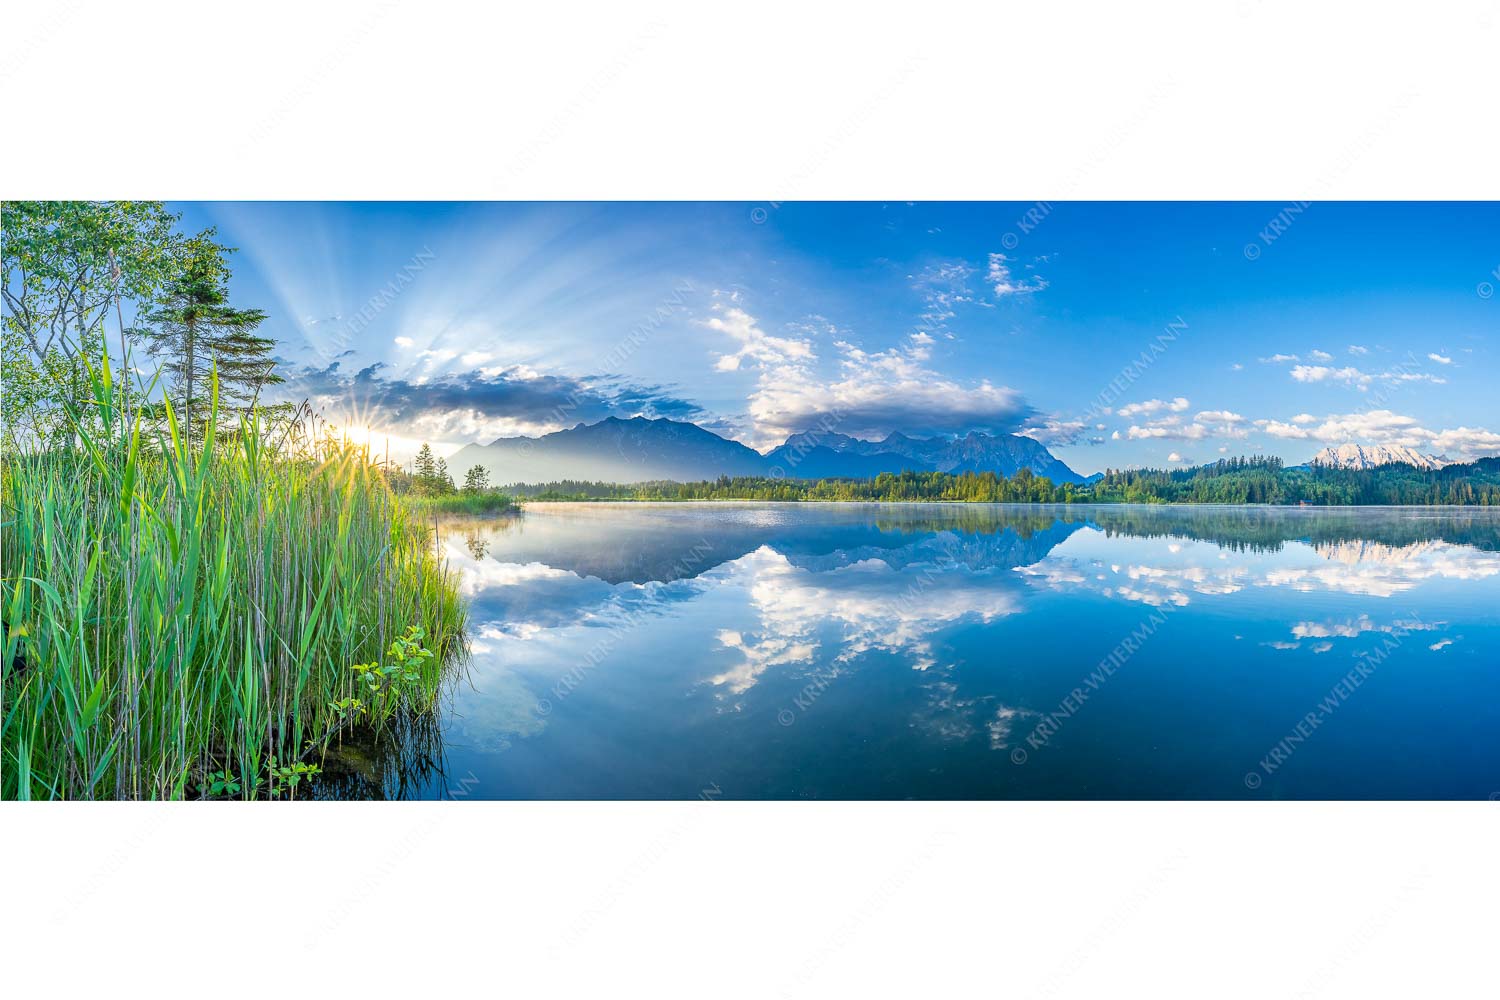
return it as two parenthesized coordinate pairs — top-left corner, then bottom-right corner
(0, 357), (465, 800)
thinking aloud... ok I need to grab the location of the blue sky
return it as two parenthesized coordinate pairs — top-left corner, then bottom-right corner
(173, 202), (1499, 474)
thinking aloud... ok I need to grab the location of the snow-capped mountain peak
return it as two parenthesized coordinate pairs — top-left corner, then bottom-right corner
(1308, 442), (1448, 471)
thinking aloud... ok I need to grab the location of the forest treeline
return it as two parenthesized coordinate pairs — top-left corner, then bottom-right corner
(502, 456), (1500, 505)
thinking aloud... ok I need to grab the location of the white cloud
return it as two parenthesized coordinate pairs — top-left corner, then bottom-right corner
(1348, 344), (1369, 355)
(705, 305), (815, 372)
(1309, 349), (1334, 361)
(1254, 409), (1500, 461)
(1256, 419), (1311, 439)
(1260, 353), (1300, 363)
(1120, 405), (1246, 442)
(1291, 364), (1371, 385)
(394, 336), (416, 348)
(1019, 415), (1104, 447)
(1289, 364), (1444, 388)
(910, 260), (979, 332)
(1428, 352), (1453, 365)
(986, 252), (1047, 298)
(1117, 397), (1190, 417)
(719, 305), (1033, 447)
(1167, 451), (1190, 464)
(1126, 416), (1210, 441)
(1193, 410), (1249, 439)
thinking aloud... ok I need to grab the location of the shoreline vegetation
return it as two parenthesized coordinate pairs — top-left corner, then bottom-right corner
(2, 202), (464, 800)
(385, 442), (518, 516)
(496, 457), (1500, 506)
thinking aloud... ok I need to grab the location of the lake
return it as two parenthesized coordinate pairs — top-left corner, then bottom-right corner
(321, 502), (1500, 799)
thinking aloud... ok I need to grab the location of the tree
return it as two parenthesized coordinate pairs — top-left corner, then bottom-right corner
(463, 464), (491, 494)
(410, 443), (455, 495)
(413, 443), (437, 479)
(129, 238), (280, 442)
(2, 200), (198, 444)
(434, 457), (456, 494)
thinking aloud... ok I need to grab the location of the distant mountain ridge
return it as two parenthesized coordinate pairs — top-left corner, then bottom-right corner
(1306, 442), (1450, 471)
(446, 416), (1085, 485)
(764, 428), (1083, 482)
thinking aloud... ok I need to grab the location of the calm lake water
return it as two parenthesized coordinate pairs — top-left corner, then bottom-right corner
(323, 502), (1500, 799)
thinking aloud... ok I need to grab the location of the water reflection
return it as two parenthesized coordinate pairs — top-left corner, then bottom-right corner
(377, 504), (1500, 799)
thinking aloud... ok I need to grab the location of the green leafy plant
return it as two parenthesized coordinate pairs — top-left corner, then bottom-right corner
(267, 758), (322, 799)
(197, 769), (243, 798)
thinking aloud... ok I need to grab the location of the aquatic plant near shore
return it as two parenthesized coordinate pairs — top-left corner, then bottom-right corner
(0, 355), (465, 800)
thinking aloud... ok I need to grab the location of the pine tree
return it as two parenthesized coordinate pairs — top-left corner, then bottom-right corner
(463, 464), (491, 493)
(413, 443), (437, 480)
(131, 238), (281, 440)
(412, 443), (439, 495)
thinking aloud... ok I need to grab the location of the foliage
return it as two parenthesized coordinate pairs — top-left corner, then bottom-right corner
(128, 236), (282, 437)
(0, 356), (465, 800)
(1, 200), (202, 445)
(409, 442), (456, 496)
(1089, 456), (1500, 505)
(462, 463), (491, 493)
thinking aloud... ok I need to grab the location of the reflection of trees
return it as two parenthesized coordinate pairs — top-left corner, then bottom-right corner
(1081, 506), (1500, 554)
(465, 532), (490, 560)
(434, 502), (1500, 584)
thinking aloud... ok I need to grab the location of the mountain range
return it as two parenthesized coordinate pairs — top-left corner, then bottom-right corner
(446, 416), (1085, 485)
(1306, 443), (1450, 471)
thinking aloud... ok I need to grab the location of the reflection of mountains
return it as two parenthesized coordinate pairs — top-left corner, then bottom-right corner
(445, 503), (1087, 585)
(443, 503), (1500, 585)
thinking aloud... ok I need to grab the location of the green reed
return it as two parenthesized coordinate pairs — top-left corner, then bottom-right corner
(0, 355), (465, 800)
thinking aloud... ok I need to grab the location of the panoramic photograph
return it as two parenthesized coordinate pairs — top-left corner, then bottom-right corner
(3, 200), (1498, 800)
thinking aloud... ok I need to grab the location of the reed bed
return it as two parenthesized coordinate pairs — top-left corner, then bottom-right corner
(0, 364), (465, 800)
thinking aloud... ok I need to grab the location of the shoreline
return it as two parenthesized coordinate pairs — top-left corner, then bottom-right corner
(509, 497), (1500, 510)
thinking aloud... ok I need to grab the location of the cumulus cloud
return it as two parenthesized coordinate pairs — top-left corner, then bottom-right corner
(1117, 397), (1190, 418)
(747, 345), (1031, 446)
(704, 305), (815, 372)
(1309, 349), (1334, 361)
(1289, 364), (1445, 388)
(1348, 344), (1369, 355)
(1254, 409), (1500, 461)
(1195, 409), (1244, 424)
(1018, 415), (1104, 447)
(1428, 352), (1453, 365)
(1291, 364), (1369, 385)
(713, 305), (1034, 446)
(1126, 416), (1210, 441)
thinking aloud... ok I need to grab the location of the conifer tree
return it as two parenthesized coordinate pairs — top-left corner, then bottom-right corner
(131, 238), (280, 440)
(463, 464), (491, 493)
